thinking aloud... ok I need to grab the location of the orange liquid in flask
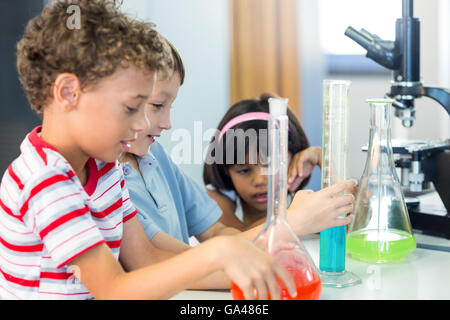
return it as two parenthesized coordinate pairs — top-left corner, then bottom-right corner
(230, 98), (322, 301)
(231, 268), (322, 300)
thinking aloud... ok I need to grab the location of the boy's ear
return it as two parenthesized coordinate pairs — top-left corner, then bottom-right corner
(52, 73), (81, 110)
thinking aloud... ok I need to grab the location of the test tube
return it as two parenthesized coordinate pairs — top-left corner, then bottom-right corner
(319, 80), (361, 288)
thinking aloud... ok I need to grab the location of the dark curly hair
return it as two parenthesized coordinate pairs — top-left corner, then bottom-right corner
(16, 0), (173, 114)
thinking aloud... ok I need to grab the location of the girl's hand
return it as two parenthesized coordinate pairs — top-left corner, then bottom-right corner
(216, 236), (297, 300)
(288, 147), (322, 192)
(286, 179), (357, 236)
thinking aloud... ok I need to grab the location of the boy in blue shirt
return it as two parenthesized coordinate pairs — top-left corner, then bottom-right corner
(122, 142), (222, 246)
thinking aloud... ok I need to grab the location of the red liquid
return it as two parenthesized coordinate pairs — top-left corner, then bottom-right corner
(230, 269), (321, 300)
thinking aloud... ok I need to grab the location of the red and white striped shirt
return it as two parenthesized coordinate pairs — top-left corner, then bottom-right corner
(0, 126), (137, 299)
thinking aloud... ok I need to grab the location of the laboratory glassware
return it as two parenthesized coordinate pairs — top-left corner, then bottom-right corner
(347, 99), (416, 263)
(230, 97), (321, 300)
(319, 80), (361, 287)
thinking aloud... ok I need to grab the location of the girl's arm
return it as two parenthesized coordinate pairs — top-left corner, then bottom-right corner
(206, 189), (245, 231)
(288, 146), (322, 192)
(202, 180), (357, 241)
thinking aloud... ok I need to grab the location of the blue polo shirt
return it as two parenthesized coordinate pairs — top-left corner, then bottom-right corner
(122, 142), (222, 244)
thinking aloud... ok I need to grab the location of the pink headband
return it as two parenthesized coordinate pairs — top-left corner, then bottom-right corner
(218, 112), (270, 142)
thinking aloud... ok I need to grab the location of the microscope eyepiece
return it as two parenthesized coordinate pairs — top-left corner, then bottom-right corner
(344, 26), (372, 50)
(344, 26), (398, 70)
(344, 0), (449, 128)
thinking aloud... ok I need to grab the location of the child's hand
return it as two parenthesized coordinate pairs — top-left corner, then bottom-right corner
(286, 179), (357, 236)
(216, 236), (297, 300)
(288, 147), (322, 192)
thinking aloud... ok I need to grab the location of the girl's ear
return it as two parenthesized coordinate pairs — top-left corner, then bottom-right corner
(52, 73), (81, 111)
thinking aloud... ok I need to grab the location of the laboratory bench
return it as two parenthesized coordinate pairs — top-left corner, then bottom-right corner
(172, 233), (450, 300)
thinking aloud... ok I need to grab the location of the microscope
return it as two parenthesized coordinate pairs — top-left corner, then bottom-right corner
(344, 0), (450, 238)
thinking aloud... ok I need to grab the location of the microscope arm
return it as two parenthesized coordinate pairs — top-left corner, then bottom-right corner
(421, 87), (450, 115)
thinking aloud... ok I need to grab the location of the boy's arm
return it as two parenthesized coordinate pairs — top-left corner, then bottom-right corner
(150, 230), (191, 253)
(68, 237), (223, 299)
(118, 216), (182, 271)
(121, 217), (231, 289)
(197, 220), (263, 243)
(69, 234), (296, 300)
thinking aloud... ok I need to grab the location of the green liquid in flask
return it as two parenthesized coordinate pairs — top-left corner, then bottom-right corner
(346, 229), (416, 263)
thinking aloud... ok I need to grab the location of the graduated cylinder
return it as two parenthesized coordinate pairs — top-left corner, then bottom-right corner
(319, 80), (351, 273)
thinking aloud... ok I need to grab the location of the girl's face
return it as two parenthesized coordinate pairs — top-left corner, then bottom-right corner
(228, 162), (269, 212)
(127, 73), (181, 157)
(228, 153), (293, 212)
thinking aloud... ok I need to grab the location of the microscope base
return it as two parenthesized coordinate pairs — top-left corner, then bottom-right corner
(408, 193), (450, 239)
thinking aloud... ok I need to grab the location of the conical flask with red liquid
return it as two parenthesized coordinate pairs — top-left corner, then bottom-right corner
(230, 97), (322, 300)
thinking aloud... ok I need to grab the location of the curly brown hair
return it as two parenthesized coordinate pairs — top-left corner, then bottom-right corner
(16, 0), (173, 114)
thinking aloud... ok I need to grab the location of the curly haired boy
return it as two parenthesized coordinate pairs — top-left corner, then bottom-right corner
(0, 0), (296, 300)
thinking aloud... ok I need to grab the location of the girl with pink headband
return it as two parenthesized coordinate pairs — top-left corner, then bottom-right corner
(204, 94), (325, 231)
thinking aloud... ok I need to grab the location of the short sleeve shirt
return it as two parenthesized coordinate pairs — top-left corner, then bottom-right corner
(0, 126), (137, 299)
(122, 142), (222, 244)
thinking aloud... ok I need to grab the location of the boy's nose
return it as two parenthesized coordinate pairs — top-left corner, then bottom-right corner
(132, 108), (151, 132)
(159, 109), (172, 130)
(159, 118), (172, 130)
(131, 114), (150, 132)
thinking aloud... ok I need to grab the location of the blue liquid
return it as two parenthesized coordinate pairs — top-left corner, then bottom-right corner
(320, 225), (346, 272)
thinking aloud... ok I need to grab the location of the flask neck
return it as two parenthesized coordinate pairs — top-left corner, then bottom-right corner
(365, 102), (395, 171)
(267, 197), (288, 224)
(266, 113), (289, 225)
(369, 101), (390, 131)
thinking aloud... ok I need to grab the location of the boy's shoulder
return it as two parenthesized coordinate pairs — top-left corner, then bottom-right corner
(1, 127), (121, 214)
(0, 127), (77, 220)
(2, 127), (73, 190)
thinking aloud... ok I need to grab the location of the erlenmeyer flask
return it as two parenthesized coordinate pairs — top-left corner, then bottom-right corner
(230, 97), (321, 300)
(347, 99), (416, 263)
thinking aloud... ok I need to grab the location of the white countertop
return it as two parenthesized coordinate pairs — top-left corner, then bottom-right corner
(172, 233), (450, 300)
